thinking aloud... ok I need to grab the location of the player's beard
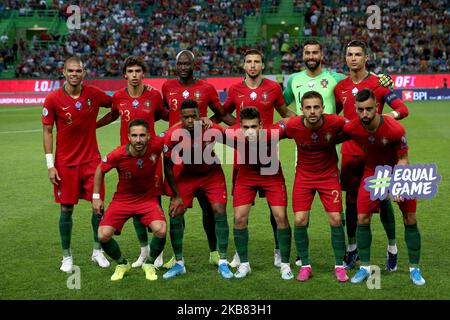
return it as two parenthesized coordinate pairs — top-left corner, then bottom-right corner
(305, 59), (320, 71)
(246, 70), (261, 79)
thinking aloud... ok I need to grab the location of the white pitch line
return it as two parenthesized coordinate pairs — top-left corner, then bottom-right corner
(0, 129), (41, 134)
(0, 121), (119, 134)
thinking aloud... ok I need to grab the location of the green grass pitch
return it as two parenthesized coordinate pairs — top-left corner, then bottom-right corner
(0, 101), (449, 300)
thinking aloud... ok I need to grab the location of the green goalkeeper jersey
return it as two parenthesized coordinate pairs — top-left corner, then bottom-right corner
(283, 69), (345, 114)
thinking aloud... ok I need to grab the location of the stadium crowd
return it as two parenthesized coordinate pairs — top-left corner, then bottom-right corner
(281, 0), (449, 74)
(7, 0), (450, 77)
(14, 0), (262, 78)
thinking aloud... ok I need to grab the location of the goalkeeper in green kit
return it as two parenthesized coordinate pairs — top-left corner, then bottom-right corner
(283, 39), (394, 267)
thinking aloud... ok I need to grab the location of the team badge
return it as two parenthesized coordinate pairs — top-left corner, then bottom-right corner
(75, 101), (82, 110)
(145, 101), (151, 108)
(320, 79), (328, 88)
(149, 154), (157, 163)
(381, 137), (389, 145)
(250, 92), (257, 100)
(87, 99), (91, 107)
(308, 80), (315, 88)
(400, 136), (408, 149)
(352, 87), (359, 96)
(262, 92), (268, 101)
(311, 132), (319, 142)
(42, 107), (48, 116)
(183, 90), (190, 99)
(137, 159), (144, 168)
(132, 100), (139, 108)
(194, 91), (201, 100)
(368, 136), (376, 144)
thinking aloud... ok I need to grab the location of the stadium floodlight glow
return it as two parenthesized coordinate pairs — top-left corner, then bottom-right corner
(294, 27), (299, 31)
(281, 21), (286, 25)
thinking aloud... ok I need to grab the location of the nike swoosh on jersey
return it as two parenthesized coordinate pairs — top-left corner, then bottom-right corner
(341, 90), (348, 94)
(238, 95), (245, 98)
(62, 106), (70, 110)
(296, 85), (303, 88)
(169, 92), (177, 95)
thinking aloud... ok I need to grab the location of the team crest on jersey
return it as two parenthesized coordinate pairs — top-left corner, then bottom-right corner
(311, 132), (319, 142)
(381, 137), (389, 145)
(320, 79), (328, 88)
(262, 91), (268, 101)
(183, 90), (190, 99)
(400, 136), (408, 149)
(352, 87), (359, 96)
(308, 80), (315, 88)
(250, 92), (257, 100)
(132, 100), (139, 108)
(145, 101), (151, 108)
(87, 99), (91, 107)
(42, 107), (48, 117)
(75, 101), (82, 110)
(137, 158), (144, 168)
(194, 91), (201, 100)
(368, 136), (376, 144)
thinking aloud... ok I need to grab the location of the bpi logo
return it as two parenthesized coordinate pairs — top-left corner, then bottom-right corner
(402, 91), (428, 101)
(402, 91), (413, 101)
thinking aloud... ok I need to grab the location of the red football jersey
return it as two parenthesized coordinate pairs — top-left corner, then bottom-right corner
(224, 122), (286, 175)
(112, 86), (167, 145)
(343, 116), (409, 173)
(161, 79), (222, 126)
(335, 74), (409, 156)
(223, 78), (285, 127)
(101, 136), (164, 210)
(285, 114), (345, 178)
(42, 84), (112, 166)
(163, 122), (224, 175)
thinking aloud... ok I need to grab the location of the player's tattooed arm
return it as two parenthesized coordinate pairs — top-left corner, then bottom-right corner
(96, 109), (119, 128)
(275, 103), (296, 119)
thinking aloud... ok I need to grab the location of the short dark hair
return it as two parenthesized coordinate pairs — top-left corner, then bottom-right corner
(64, 56), (84, 69)
(180, 99), (199, 111)
(303, 39), (323, 51)
(240, 107), (261, 121)
(355, 88), (376, 103)
(122, 55), (148, 75)
(346, 40), (368, 55)
(244, 49), (265, 63)
(128, 118), (149, 132)
(301, 91), (324, 107)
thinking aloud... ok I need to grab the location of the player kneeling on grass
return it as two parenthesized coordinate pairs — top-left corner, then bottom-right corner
(343, 89), (425, 286)
(284, 91), (348, 282)
(225, 107), (293, 280)
(92, 119), (171, 281)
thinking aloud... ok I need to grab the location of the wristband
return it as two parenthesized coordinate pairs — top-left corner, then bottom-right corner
(92, 193), (101, 200)
(46, 153), (54, 169)
(392, 111), (399, 119)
